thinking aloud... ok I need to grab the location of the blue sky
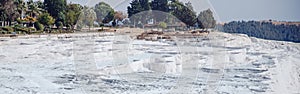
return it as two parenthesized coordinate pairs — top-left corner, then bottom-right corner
(51, 0), (300, 22)
(210, 0), (300, 22)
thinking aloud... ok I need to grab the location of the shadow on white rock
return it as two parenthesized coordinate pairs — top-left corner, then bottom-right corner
(99, 57), (182, 75)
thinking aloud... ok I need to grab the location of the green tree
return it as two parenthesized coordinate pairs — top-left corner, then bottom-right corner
(185, 2), (193, 11)
(66, 11), (76, 28)
(15, 0), (26, 19)
(77, 7), (96, 30)
(56, 21), (63, 30)
(0, 0), (20, 26)
(127, 0), (142, 26)
(127, 0), (151, 17)
(197, 9), (216, 29)
(44, 0), (67, 25)
(94, 2), (114, 24)
(35, 0), (44, 9)
(37, 13), (55, 28)
(151, 0), (170, 23)
(34, 22), (44, 31)
(85, 8), (96, 30)
(128, 0), (152, 26)
(0, 8), (6, 26)
(102, 11), (115, 24)
(170, 0), (197, 27)
(127, 0), (142, 18)
(140, 0), (150, 11)
(151, 0), (169, 12)
(56, 12), (66, 27)
(139, 0), (151, 24)
(26, 0), (43, 18)
(65, 4), (83, 30)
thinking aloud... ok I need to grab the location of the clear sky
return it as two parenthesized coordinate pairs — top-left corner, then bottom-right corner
(209, 0), (300, 22)
(58, 0), (300, 22)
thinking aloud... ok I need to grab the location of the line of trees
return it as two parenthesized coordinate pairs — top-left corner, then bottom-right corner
(127, 0), (216, 29)
(222, 21), (300, 43)
(0, 0), (128, 33)
(1, 0), (217, 34)
(0, 0), (84, 33)
(76, 2), (127, 30)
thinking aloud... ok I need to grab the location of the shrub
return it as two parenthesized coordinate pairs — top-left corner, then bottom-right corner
(14, 27), (36, 34)
(99, 23), (104, 27)
(159, 22), (167, 29)
(34, 22), (44, 31)
(14, 24), (22, 28)
(56, 21), (63, 29)
(16, 28), (28, 34)
(38, 13), (55, 27)
(16, 18), (24, 24)
(0, 31), (7, 34)
(1, 27), (14, 32)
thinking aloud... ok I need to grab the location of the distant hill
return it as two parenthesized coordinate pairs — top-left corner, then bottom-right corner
(222, 20), (300, 43)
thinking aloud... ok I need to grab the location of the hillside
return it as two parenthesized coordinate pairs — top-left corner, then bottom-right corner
(0, 31), (299, 93)
(222, 21), (300, 42)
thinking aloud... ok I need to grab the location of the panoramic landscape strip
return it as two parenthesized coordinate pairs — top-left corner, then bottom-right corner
(0, 0), (300, 94)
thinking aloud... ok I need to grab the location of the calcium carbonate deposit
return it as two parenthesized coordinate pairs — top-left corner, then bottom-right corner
(0, 32), (299, 94)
